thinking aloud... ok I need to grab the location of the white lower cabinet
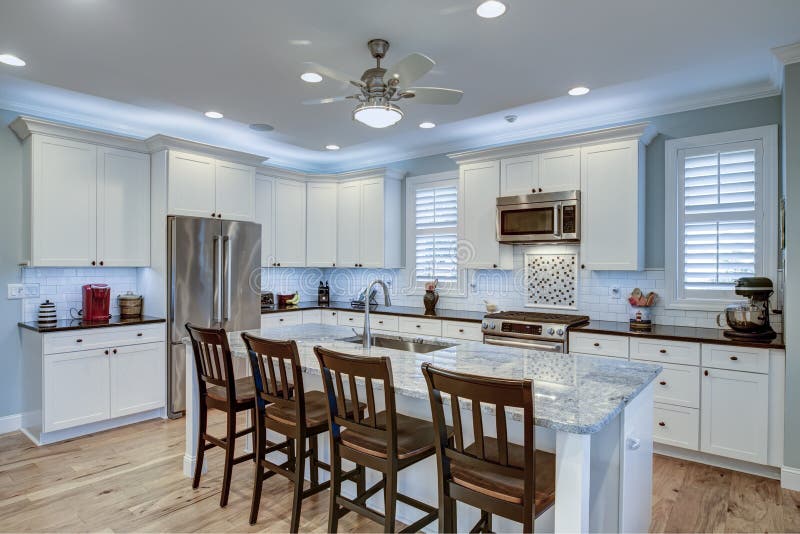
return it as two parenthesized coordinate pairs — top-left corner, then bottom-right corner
(321, 310), (340, 326)
(442, 320), (484, 342)
(44, 349), (111, 432)
(301, 309), (323, 324)
(261, 312), (302, 328)
(700, 367), (769, 464)
(653, 404), (699, 450)
(110, 343), (166, 418)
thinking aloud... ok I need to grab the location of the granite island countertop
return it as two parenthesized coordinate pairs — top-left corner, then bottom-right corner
(261, 300), (487, 323)
(186, 323), (661, 435)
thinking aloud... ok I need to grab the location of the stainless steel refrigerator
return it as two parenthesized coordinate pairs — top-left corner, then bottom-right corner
(167, 216), (261, 418)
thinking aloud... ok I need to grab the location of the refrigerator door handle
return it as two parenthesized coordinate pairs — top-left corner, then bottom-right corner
(223, 235), (231, 321)
(213, 235), (223, 323)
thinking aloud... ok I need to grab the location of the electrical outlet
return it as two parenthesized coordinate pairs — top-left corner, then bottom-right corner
(610, 286), (621, 299)
(7, 283), (40, 299)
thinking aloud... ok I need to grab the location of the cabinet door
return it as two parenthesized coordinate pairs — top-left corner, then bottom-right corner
(500, 155), (539, 196)
(255, 176), (275, 266)
(580, 141), (643, 270)
(700, 368), (768, 464)
(539, 148), (580, 192)
(168, 151), (216, 218)
(215, 160), (255, 221)
(273, 179), (307, 267)
(43, 349), (110, 432)
(31, 136), (97, 266)
(306, 182), (338, 267)
(337, 181), (362, 267)
(110, 342), (166, 418)
(321, 309), (339, 325)
(97, 148), (150, 267)
(460, 161), (503, 269)
(359, 178), (386, 268)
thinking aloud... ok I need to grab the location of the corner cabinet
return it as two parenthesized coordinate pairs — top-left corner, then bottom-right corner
(459, 161), (513, 269)
(21, 131), (150, 267)
(255, 174), (306, 267)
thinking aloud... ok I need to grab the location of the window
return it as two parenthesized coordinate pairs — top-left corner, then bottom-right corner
(405, 172), (463, 294)
(665, 125), (778, 310)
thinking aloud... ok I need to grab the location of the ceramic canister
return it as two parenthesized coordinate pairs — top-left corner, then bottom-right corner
(38, 300), (57, 327)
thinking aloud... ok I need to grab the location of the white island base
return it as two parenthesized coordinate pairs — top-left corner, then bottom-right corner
(183, 331), (655, 533)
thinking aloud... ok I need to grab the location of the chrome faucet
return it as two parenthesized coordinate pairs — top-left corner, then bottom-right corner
(363, 280), (391, 349)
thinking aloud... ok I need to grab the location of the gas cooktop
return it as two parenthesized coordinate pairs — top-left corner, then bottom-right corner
(484, 311), (591, 326)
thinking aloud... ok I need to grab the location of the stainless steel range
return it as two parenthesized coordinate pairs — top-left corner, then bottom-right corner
(481, 311), (590, 353)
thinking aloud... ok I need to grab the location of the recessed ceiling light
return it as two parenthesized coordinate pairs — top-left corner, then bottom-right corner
(476, 1), (507, 18)
(289, 39), (312, 46)
(0, 54), (26, 67)
(419, 122), (436, 129)
(568, 86), (590, 96)
(249, 123), (275, 132)
(325, 144), (340, 151)
(504, 114), (518, 123)
(301, 72), (323, 83)
(204, 111), (224, 119)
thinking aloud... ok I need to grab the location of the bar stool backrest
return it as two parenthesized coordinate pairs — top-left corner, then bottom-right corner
(185, 323), (236, 403)
(241, 333), (306, 423)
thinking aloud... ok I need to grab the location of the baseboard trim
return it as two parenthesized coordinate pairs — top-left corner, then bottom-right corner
(0, 413), (22, 435)
(655, 443), (781, 479)
(24, 408), (164, 446)
(781, 465), (800, 491)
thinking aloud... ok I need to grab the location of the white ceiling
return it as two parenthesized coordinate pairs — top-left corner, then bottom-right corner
(0, 0), (797, 172)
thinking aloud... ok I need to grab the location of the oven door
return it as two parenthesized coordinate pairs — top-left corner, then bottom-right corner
(484, 335), (565, 353)
(496, 198), (580, 243)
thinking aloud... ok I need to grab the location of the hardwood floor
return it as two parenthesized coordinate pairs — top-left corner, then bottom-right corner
(0, 413), (798, 532)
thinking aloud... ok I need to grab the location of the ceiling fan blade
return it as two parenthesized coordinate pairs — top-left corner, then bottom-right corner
(303, 61), (365, 88)
(302, 95), (351, 105)
(387, 53), (435, 88)
(404, 87), (464, 105)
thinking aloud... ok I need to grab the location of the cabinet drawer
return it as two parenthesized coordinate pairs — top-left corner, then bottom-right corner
(301, 309), (322, 324)
(337, 311), (364, 328)
(569, 333), (628, 358)
(370, 314), (398, 332)
(701, 344), (769, 374)
(636, 361), (699, 408)
(261, 312), (301, 328)
(398, 316), (442, 337)
(442, 320), (483, 342)
(653, 404), (699, 450)
(630, 338), (700, 366)
(43, 323), (164, 355)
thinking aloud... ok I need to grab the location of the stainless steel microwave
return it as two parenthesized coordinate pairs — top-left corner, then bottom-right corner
(496, 190), (580, 243)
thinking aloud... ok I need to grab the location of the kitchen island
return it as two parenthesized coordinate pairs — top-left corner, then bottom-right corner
(183, 323), (661, 533)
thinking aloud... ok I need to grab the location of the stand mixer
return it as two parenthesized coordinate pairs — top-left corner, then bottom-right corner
(717, 277), (777, 341)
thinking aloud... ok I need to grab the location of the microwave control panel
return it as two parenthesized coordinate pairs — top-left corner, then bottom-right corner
(562, 205), (576, 234)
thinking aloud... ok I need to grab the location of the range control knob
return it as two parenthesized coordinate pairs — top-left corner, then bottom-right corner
(490, 321), (497, 330)
(556, 328), (564, 336)
(547, 327), (555, 335)
(481, 321), (488, 329)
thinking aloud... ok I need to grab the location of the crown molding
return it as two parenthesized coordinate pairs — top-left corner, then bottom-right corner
(772, 42), (800, 66)
(9, 115), (148, 152)
(144, 134), (268, 166)
(256, 164), (405, 183)
(447, 122), (656, 165)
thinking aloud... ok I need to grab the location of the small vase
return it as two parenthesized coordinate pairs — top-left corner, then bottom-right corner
(423, 290), (439, 316)
(629, 305), (653, 331)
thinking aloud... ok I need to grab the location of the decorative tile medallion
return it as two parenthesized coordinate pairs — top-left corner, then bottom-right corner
(525, 252), (578, 309)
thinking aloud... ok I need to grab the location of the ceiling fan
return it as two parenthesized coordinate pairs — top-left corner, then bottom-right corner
(302, 38), (464, 128)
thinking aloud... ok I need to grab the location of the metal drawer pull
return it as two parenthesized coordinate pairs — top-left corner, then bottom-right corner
(593, 342), (600, 347)
(279, 318), (284, 322)
(416, 325), (421, 328)
(729, 355), (739, 361)
(137, 333), (143, 337)
(704, 370), (709, 376)
(659, 380), (667, 386)
(104, 350), (109, 355)
(348, 318), (354, 321)
(659, 349), (667, 354)
(459, 329), (464, 333)
(112, 349), (117, 354)
(378, 320), (383, 324)
(658, 421), (666, 427)
(76, 339), (83, 343)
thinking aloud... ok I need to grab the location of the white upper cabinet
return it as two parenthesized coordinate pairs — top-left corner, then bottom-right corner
(580, 140), (645, 270)
(336, 175), (402, 269)
(97, 147), (150, 267)
(214, 160), (255, 221)
(539, 147), (580, 192)
(25, 132), (150, 267)
(306, 182), (337, 267)
(254, 176), (275, 267)
(460, 161), (512, 269)
(31, 136), (98, 267)
(500, 155), (539, 196)
(273, 179), (307, 267)
(167, 150), (255, 221)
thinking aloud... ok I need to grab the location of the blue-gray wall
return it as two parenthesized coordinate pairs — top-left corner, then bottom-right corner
(391, 96), (783, 269)
(782, 62), (800, 470)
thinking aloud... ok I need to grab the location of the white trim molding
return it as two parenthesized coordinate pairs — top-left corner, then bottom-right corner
(782, 465), (800, 491)
(0, 413), (22, 436)
(10, 116), (148, 152)
(772, 42), (800, 66)
(145, 134), (269, 166)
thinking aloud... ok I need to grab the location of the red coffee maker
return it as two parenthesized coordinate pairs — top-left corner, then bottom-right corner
(82, 284), (111, 321)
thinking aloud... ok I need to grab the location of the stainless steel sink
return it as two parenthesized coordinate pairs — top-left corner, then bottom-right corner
(339, 334), (456, 354)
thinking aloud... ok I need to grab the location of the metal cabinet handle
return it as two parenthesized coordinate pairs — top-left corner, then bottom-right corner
(416, 325), (421, 328)
(91, 261), (96, 266)
(332, 312), (336, 316)
(217, 213), (222, 219)
(704, 370), (709, 376)
(378, 320), (384, 324)
(659, 380), (667, 386)
(137, 333), (143, 337)
(593, 342), (600, 347)
(730, 356), (739, 361)
(104, 350), (109, 355)
(279, 318), (284, 322)
(659, 349), (667, 354)
(99, 261), (104, 266)
(211, 212), (216, 217)
(658, 421), (666, 427)
(459, 329), (464, 333)
(112, 349), (117, 354)
(76, 338), (83, 343)
(348, 317), (354, 321)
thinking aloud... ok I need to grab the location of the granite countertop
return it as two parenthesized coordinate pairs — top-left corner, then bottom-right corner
(261, 300), (487, 323)
(572, 320), (785, 350)
(188, 323), (661, 435)
(19, 315), (166, 333)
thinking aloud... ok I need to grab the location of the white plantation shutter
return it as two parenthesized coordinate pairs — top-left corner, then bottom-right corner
(678, 142), (762, 298)
(414, 182), (458, 283)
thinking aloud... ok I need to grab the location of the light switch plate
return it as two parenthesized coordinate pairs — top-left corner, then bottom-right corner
(7, 283), (40, 299)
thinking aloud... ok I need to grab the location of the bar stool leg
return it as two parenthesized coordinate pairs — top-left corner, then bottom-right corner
(309, 435), (319, 487)
(220, 411), (236, 507)
(441, 495), (457, 533)
(290, 437), (307, 533)
(249, 424), (266, 525)
(192, 402), (208, 489)
(328, 445), (342, 533)
(383, 471), (397, 533)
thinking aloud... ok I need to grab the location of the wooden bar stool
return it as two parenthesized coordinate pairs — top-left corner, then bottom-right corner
(421, 362), (556, 533)
(314, 346), (442, 533)
(242, 333), (365, 532)
(185, 324), (257, 507)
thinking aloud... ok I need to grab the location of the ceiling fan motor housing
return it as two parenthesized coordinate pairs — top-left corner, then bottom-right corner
(367, 38), (390, 60)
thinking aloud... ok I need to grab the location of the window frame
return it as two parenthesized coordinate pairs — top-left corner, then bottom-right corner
(664, 125), (778, 311)
(404, 171), (466, 297)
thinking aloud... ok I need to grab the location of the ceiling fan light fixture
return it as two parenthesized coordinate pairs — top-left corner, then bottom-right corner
(353, 102), (403, 128)
(0, 53), (26, 67)
(476, 1), (507, 18)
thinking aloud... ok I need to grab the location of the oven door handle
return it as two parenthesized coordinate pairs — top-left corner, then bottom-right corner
(553, 202), (562, 237)
(484, 335), (564, 353)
